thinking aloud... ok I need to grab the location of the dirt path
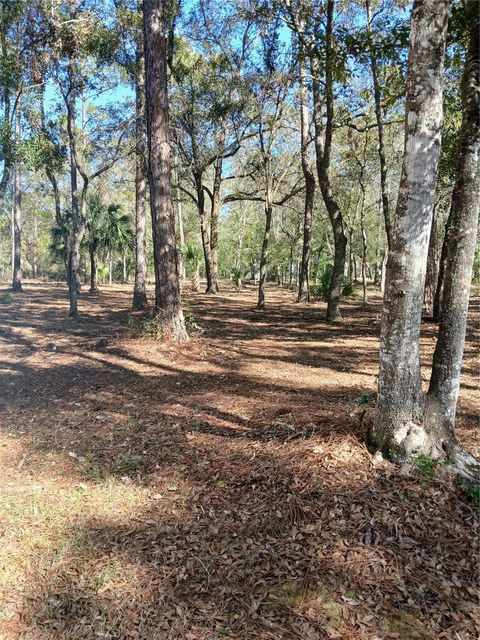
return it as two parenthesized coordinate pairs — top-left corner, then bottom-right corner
(0, 282), (478, 640)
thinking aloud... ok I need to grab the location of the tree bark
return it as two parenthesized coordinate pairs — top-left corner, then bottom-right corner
(425, 0), (479, 469)
(310, 0), (347, 322)
(298, 57), (315, 303)
(132, 20), (148, 310)
(372, 0), (449, 461)
(143, 0), (188, 341)
(11, 105), (22, 292)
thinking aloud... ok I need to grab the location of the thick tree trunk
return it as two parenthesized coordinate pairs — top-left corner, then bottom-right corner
(89, 247), (98, 292)
(424, 1), (480, 473)
(298, 58), (315, 303)
(132, 26), (148, 310)
(143, 0), (188, 341)
(257, 187), (273, 310)
(371, 0), (449, 461)
(310, 3), (347, 322)
(11, 107), (22, 292)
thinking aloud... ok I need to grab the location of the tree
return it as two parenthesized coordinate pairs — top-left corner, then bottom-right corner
(132, 3), (148, 309)
(143, 0), (188, 341)
(372, 0), (462, 466)
(297, 47), (315, 302)
(183, 242), (202, 292)
(425, 0), (479, 475)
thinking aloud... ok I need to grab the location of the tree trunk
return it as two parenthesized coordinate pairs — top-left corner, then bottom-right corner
(11, 105), (22, 292)
(423, 205), (441, 316)
(143, 0), (188, 341)
(209, 129), (225, 294)
(132, 23), (148, 310)
(89, 247), (98, 292)
(122, 251), (127, 282)
(108, 251), (113, 285)
(366, 0), (393, 250)
(310, 2), (347, 322)
(194, 171), (217, 294)
(297, 57), (315, 303)
(371, 0), (449, 461)
(257, 186), (273, 310)
(432, 214), (449, 320)
(425, 0), (480, 472)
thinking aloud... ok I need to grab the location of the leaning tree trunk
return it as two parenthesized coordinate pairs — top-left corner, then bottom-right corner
(132, 22), (148, 310)
(11, 106), (22, 292)
(424, 0), (480, 475)
(143, 0), (188, 341)
(298, 57), (315, 303)
(209, 128), (225, 295)
(371, 0), (449, 461)
(310, 3), (347, 321)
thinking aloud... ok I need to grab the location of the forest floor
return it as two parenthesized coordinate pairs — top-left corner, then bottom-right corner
(0, 281), (478, 640)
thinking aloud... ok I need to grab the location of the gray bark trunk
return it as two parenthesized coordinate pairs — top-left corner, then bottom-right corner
(425, 1), (480, 470)
(372, 0), (449, 460)
(143, 0), (188, 341)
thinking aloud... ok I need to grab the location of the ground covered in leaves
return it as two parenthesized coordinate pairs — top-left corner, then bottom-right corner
(0, 281), (478, 640)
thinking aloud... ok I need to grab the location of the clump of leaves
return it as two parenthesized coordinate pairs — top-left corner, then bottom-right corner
(128, 313), (163, 338)
(80, 453), (108, 482)
(115, 452), (143, 476)
(413, 454), (438, 477)
(184, 306), (201, 332)
(0, 291), (12, 304)
(458, 477), (480, 502)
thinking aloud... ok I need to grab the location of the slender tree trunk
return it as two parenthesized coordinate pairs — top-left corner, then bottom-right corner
(424, 1), (480, 474)
(432, 214), (449, 320)
(194, 171), (216, 294)
(366, 0), (393, 250)
(310, 2), (347, 321)
(89, 247), (98, 292)
(11, 105), (22, 291)
(209, 130), (225, 294)
(371, 0), (449, 461)
(143, 0), (188, 341)
(173, 155), (185, 281)
(122, 251), (127, 282)
(298, 57), (315, 303)
(423, 205), (441, 316)
(109, 251), (113, 285)
(132, 22), (148, 310)
(257, 185), (273, 310)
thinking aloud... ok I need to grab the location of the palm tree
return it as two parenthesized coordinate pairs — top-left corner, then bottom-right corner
(87, 196), (134, 289)
(183, 243), (202, 292)
(102, 205), (134, 284)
